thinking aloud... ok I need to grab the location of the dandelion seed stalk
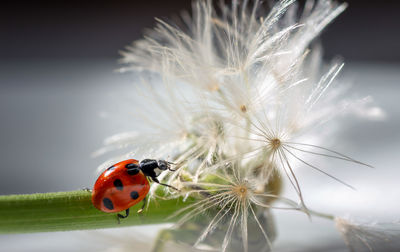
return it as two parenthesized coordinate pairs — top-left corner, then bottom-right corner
(0, 190), (194, 234)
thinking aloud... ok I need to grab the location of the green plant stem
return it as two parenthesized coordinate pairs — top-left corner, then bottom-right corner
(0, 190), (193, 234)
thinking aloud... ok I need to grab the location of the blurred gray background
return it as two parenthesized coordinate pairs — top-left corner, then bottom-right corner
(0, 0), (399, 251)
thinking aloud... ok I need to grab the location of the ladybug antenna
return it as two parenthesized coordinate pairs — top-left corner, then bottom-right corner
(167, 162), (177, 171)
(168, 160), (188, 172)
(164, 156), (178, 171)
(167, 160), (186, 172)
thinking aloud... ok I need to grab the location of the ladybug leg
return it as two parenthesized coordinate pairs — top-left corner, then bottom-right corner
(151, 177), (179, 191)
(137, 196), (147, 214)
(117, 208), (130, 224)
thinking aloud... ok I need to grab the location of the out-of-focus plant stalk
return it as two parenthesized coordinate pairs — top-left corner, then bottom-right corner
(0, 190), (194, 234)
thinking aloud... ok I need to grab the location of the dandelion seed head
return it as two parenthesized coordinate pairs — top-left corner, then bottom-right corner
(230, 180), (252, 203)
(269, 138), (281, 151)
(240, 104), (247, 113)
(97, 0), (385, 250)
(167, 166), (304, 252)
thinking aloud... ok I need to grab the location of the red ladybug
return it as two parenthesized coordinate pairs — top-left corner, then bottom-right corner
(92, 158), (176, 221)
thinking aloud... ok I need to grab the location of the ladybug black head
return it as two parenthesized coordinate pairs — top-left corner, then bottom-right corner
(138, 158), (179, 191)
(139, 159), (173, 178)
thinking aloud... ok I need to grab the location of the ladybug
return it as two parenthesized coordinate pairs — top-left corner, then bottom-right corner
(92, 158), (177, 222)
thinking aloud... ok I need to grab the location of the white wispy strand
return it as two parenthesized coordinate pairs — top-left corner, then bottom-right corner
(336, 217), (400, 252)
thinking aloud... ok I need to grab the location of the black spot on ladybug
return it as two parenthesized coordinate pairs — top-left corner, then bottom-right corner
(126, 163), (138, 169)
(126, 163), (140, 175)
(103, 197), (114, 210)
(107, 166), (115, 171)
(127, 168), (140, 175)
(130, 191), (139, 200)
(113, 179), (123, 191)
